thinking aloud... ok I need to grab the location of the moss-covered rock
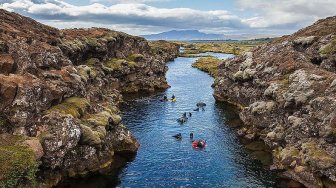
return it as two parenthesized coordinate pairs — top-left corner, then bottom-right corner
(77, 65), (97, 81)
(105, 58), (124, 70)
(85, 58), (98, 67)
(319, 39), (336, 56)
(0, 134), (37, 188)
(128, 54), (144, 62)
(48, 97), (90, 118)
(278, 147), (300, 166)
(301, 143), (335, 169)
(105, 58), (138, 71)
(84, 110), (122, 132)
(80, 125), (102, 147)
(85, 111), (112, 127)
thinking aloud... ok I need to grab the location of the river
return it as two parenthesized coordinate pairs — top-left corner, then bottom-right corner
(117, 52), (279, 187)
(62, 52), (279, 187)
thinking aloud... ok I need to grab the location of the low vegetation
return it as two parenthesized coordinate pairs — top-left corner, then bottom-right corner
(192, 57), (223, 77)
(105, 58), (137, 71)
(0, 135), (37, 188)
(48, 97), (90, 118)
(179, 39), (271, 57)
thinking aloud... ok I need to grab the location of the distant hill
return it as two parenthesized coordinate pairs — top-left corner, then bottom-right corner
(142, 30), (225, 40)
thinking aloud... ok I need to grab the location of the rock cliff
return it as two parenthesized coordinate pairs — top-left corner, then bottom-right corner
(0, 9), (179, 187)
(214, 16), (336, 187)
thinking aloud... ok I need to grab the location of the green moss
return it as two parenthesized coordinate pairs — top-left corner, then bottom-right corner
(302, 143), (332, 159)
(63, 39), (85, 51)
(178, 41), (266, 57)
(86, 38), (100, 47)
(48, 97), (90, 118)
(0, 143), (37, 188)
(85, 111), (112, 127)
(128, 54), (144, 62)
(85, 58), (97, 67)
(192, 57), (222, 77)
(105, 58), (138, 71)
(127, 61), (137, 68)
(80, 125), (102, 147)
(105, 59), (123, 70)
(103, 104), (119, 115)
(320, 39), (336, 55)
(301, 142), (336, 169)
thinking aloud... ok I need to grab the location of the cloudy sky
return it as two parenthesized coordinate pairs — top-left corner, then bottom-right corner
(1, 0), (335, 38)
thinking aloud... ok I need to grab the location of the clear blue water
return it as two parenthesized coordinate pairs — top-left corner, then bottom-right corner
(58, 52), (279, 188)
(117, 52), (278, 187)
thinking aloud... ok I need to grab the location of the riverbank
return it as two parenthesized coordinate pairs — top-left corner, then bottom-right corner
(0, 9), (179, 187)
(214, 16), (336, 187)
(115, 53), (280, 187)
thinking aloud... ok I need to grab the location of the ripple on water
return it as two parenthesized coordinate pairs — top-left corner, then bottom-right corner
(66, 52), (279, 188)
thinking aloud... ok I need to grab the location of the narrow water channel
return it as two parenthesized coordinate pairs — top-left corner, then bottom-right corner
(61, 52), (279, 187)
(117, 52), (279, 187)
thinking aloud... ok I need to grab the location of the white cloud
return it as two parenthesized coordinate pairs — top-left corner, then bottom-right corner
(0, 0), (248, 34)
(90, 0), (171, 3)
(0, 0), (335, 36)
(238, 0), (336, 28)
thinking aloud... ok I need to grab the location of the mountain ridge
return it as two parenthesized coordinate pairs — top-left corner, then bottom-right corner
(142, 29), (225, 40)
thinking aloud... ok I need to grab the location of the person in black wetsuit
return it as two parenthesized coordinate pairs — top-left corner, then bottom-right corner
(173, 133), (182, 140)
(190, 132), (194, 139)
(183, 112), (187, 118)
(161, 95), (168, 102)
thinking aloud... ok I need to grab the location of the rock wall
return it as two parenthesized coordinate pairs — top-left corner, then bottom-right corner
(0, 9), (179, 187)
(214, 16), (336, 188)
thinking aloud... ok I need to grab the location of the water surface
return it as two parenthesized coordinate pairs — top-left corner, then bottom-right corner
(116, 52), (279, 187)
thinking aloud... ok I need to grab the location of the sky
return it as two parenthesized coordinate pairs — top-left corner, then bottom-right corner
(1, 0), (336, 38)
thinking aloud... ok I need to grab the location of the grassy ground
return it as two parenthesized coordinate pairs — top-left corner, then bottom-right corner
(179, 39), (270, 57)
(185, 39), (271, 77)
(192, 57), (223, 77)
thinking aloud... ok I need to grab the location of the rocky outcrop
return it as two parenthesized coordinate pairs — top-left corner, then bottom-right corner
(0, 9), (179, 187)
(214, 16), (336, 188)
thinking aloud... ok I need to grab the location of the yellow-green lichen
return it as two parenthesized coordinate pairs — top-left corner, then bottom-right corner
(48, 97), (90, 118)
(128, 54), (144, 62)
